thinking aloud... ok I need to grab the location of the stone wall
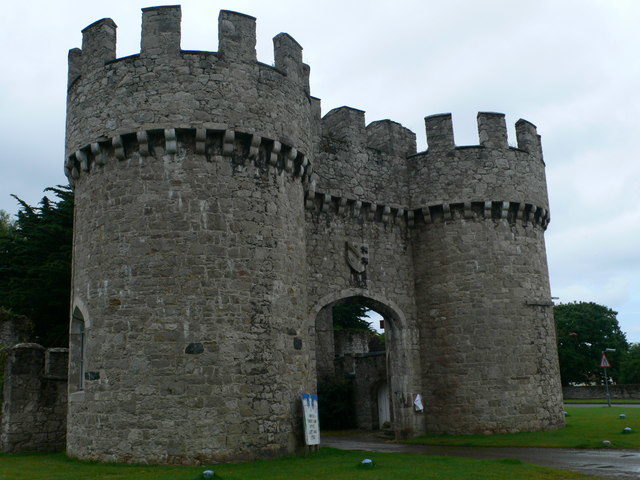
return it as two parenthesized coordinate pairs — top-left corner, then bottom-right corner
(334, 329), (375, 357)
(314, 108), (413, 208)
(563, 385), (640, 399)
(336, 352), (387, 430)
(67, 7), (314, 464)
(412, 219), (563, 434)
(0, 309), (32, 348)
(315, 307), (335, 378)
(1, 344), (68, 453)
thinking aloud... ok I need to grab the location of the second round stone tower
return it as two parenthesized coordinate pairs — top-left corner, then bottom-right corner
(410, 113), (563, 434)
(66, 6), (314, 463)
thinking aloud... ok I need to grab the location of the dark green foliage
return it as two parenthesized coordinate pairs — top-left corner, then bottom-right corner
(0, 209), (14, 235)
(619, 343), (640, 384)
(317, 375), (356, 430)
(332, 303), (372, 331)
(0, 187), (73, 347)
(555, 302), (629, 385)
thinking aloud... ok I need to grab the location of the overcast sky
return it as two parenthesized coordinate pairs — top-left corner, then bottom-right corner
(1, 1), (638, 341)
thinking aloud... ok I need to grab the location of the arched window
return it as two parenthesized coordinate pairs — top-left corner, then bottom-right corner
(71, 308), (86, 391)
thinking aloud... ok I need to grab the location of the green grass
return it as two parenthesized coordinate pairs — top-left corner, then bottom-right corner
(0, 447), (598, 480)
(407, 407), (640, 449)
(564, 398), (640, 404)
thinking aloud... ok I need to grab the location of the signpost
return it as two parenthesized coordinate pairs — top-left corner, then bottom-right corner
(301, 393), (320, 450)
(600, 351), (613, 407)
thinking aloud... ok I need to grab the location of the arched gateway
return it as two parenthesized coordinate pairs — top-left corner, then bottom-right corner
(311, 293), (419, 435)
(65, 5), (564, 464)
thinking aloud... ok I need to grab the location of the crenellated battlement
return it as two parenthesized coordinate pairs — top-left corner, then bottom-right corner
(423, 112), (543, 157)
(399, 111), (551, 216)
(69, 6), (307, 82)
(320, 106), (417, 156)
(317, 109), (541, 158)
(366, 120), (416, 157)
(66, 6), (313, 159)
(321, 107), (366, 145)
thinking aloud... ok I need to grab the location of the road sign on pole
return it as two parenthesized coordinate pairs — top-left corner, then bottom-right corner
(600, 352), (613, 407)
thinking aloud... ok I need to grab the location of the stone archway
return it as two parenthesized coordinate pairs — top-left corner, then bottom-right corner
(311, 291), (414, 435)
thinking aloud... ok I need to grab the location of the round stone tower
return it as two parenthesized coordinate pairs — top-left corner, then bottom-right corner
(410, 112), (564, 434)
(65, 6), (314, 463)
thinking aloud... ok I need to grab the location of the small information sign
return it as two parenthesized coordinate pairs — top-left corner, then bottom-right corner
(301, 393), (320, 445)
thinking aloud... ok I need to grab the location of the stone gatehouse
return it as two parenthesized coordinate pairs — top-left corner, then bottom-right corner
(63, 5), (564, 464)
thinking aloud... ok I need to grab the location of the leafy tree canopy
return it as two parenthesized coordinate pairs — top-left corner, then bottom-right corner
(0, 187), (73, 347)
(332, 303), (372, 331)
(555, 301), (629, 386)
(0, 209), (14, 235)
(619, 343), (640, 384)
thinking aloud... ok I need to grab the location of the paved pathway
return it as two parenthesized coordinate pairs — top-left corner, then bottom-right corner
(322, 435), (640, 479)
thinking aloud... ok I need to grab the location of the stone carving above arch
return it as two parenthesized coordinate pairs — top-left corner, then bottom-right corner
(345, 241), (368, 274)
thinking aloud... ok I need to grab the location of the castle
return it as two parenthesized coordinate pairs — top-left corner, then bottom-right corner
(63, 5), (564, 464)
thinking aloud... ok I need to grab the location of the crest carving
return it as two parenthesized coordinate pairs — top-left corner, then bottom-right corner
(345, 241), (369, 274)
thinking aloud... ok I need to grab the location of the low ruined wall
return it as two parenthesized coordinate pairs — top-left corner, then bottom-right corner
(1, 344), (68, 453)
(0, 309), (32, 348)
(336, 352), (387, 430)
(334, 330), (375, 357)
(563, 385), (640, 400)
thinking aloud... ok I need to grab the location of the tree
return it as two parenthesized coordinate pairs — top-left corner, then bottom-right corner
(0, 187), (73, 347)
(555, 302), (629, 385)
(0, 209), (14, 235)
(332, 303), (373, 331)
(619, 343), (640, 384)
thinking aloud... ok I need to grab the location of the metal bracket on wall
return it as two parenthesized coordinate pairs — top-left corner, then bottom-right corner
(525, 300), (554, 307)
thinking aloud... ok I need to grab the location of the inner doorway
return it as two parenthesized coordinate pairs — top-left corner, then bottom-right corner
(377, 382), (391, 428)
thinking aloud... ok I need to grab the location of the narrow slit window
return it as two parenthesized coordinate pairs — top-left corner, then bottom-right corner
(71, 308), (86, 391)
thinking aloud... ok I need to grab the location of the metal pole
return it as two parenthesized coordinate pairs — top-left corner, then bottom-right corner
(604, 366), (611, 407)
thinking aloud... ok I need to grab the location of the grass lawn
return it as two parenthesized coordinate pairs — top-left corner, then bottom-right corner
(0, 447), (599, 480)
(564, 399), (640, 404)
(407, 406), (640, 449)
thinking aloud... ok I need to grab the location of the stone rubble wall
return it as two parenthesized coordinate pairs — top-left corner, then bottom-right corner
(0, 310), (32, 348)
(312, 107), (413, 208)
(333, 329), (375, 357)
(412, 218), (564, 434)
(69, 133), (311, 464)
(563, 385), (640, 399)
(335, 352), (387, 430)
(315, 307), (335, 378)
(1, 344), (68, 453)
